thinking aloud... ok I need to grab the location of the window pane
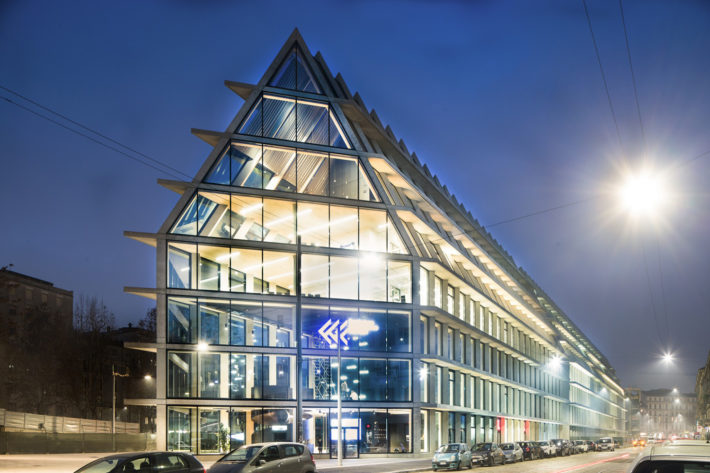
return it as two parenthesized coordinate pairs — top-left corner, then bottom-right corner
(359, 253), (386, 301)
(360, 410), (387, 453)
(199, 353), (220, 398)
(387, 310), (410, 353)
(297, 202), (329, 247)
(171, 195), (198, 235)
(262, 251), (295, 295)
(168, 242), (194, 289)
(263, 198), (296, 243)
(419, 267), (429, 305)
(388, 260), (411, 303)
(263, 145), (296, 192)
(388, 410), (411, 453)
(199, 407), (229, 453)
(228, 408), (250, 449)
(168, 351), (193, 398)
(230, 301), (262, 346)
(198, 192), (231, 238)
(263, 355), (295, 399)
(230, 354), (247, 399)
(332, 357), (359, 400)
(350, 309), (385, 351)
(198, 299), (230, 345)
(331, 306), (357, 350)
(168, 297), (197, 344)
(238, 97), (262, 136)
(330, 155), (358, 199)
(204, 147), (231, 185)
(301, 254), (329, 298)
(329, 205), (358, 250)
(229, 248), (262, 293)
(358, 358), (386, 401)
(263, 94), (296, 142)
(301, 305), (331, 349)
(197, 245), (229, 291)
(388, 359), (411, 401)
(387, 218), (408, 254)
(359, 209), (386, 252)
(297, 99), (329, 145)
(329, 110), (351, 149)
(229, 195), (263, 241)
(330, 256), (357, 300)
(257, 408), (295, 443)
(263, 303), (296, 348)
(168, 407), (195, 452)
(230, 142), (263, 187)
(297, 150), (328, 195)
(358, 163), (379, 201)
(301, 356), (331, 400)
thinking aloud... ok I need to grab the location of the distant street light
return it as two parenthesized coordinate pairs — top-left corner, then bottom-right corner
(617, 167), (670, 218)
(662, 352), (674, 364)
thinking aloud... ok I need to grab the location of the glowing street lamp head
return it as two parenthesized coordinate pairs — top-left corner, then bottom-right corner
(662, 352), (673, 364)
(618, 168), (670, 218)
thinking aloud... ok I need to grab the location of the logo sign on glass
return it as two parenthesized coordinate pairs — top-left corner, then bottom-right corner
(317, 318), (379, 347)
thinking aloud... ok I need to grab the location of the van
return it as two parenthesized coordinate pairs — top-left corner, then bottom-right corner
(597, 437), (615, 451)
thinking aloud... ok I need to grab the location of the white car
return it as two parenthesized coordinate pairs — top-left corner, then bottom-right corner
(626, 442), (710, 472)
(597, 437), (615, 451)
(501, 442), (523, 463)
(573, 440), (588, 453)
(537, 440), (557, 458)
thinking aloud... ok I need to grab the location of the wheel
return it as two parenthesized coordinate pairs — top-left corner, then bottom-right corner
(488, 457), (493, 467)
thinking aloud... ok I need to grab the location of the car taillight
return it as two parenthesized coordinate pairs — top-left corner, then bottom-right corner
(310, 451), (314, 463)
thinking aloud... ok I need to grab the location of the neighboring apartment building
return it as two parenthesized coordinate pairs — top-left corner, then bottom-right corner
(125, 30), (626, 455)
(0, 268), (73, 412)
(696, 351), (710, 432)
(625, 387), (642, 440)
(641, 389), (696, 437)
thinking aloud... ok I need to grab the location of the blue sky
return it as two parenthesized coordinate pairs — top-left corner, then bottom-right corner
(1, 0), (709, 391)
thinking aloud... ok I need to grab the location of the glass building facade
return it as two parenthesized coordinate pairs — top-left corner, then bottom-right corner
(126, 30), (625, 455)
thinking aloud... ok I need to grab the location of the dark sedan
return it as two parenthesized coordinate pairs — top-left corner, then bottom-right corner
(471, 442), (504, 467)
(74, 452), (204, 473)
(519, 441), (542, 460)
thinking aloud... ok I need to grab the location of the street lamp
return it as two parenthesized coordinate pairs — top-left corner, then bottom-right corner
(111, 364), (130, 451)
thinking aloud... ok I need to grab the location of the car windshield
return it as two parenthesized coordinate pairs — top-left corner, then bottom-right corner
(223, 446), (263, 462)
(501, 443), (514, 450)
(539, 441), (548, 446)
(599, 439), (611, 444)
(436, 444), (461, 453)
(474, 443), (492, 451)
(75, 458), (125, 473)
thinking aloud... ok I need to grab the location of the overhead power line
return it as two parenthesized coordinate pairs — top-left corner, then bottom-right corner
(0, 84), (192, 181)
(619, 0), (647, 149)
(582, 0), (624, 151)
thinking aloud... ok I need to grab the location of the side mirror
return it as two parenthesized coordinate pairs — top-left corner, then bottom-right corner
(257, 459), (266, 466)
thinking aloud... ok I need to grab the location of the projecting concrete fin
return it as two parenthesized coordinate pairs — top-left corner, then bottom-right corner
(399, 139), (410, 156)
(335, 73), (353, 99)
(191, 128), (223, 146)
(353, 92), (367, 112)
(224, 80), (255, 100)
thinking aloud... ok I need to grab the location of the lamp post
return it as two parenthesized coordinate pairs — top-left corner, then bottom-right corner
(111, 364), (130, 448)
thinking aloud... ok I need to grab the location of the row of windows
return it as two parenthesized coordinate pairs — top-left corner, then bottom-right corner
(419, 316), (564, 397)
(172, 193), (406, 253)
(420, 268), (551, 365)
(167, 243), (412, 302)
(168, 298), (411, 353)
(168, 406), (412, 455)
(167, 351), (411, 402)
(419, 363), (562, 422)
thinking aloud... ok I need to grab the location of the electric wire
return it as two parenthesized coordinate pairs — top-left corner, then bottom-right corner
(0, 84), (192, 180)
(582, 0), (624, 151)
(0, 95), (186, 181)
(619, 0), (646, 148)
(641, 241), (666, 349)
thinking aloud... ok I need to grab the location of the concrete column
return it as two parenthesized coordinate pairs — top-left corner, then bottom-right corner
(156, 405), (166, 450)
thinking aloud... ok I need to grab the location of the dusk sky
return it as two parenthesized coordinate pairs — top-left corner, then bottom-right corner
(1, 0), (708, 392)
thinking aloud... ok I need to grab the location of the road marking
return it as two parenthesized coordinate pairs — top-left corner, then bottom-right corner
(547, 453), (631, 473)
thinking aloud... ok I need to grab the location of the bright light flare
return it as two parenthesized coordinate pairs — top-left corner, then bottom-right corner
(618, 168), (669, 218)
(662, 352), (673, 364)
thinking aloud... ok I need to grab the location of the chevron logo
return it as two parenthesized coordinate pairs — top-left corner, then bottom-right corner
(318, 319), (350, 347)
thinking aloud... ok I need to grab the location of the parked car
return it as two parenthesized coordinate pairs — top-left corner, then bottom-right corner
(596, 437), (615, 452)
(586, 440), (597, 451)
(432, 443), (474, 471)
(625, 442), (710, 472)
(551, 439), (571, 456)
(537, 440), (557, 458)
(208, 442), (315, 473)
(74, 452), (204, 473)
(573, 440), (588, 453)
(519, 441), (542, 460)
(501, 442), (523, 463)
(471, 442), (504, 467)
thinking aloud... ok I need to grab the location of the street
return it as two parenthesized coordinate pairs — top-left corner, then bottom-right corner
(0, 449), (636, 473)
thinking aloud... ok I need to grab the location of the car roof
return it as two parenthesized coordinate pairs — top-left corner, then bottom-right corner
(647, 444), (710, 461)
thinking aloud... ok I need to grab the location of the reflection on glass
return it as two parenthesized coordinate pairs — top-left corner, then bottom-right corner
(388, 260), (411, 303)
(359, 253), (386, 301)
(198, 192), (231, 238)
(168, 243), (194, 289)
(387, 359), (411, 401)
(230, 301), (263, 346)
(301, 254), (329, 298)
(263, 303), (296, 347)
(388, 410), (411, 453)
(331, 357), (359, 400)
(360, 410), (387, 453)
(297, 202), (329, 247)
(301, 356), (331, 400)
(263, 95), (296, 142)
(168, 351), (193, 398)
(168, 297), (197, 344)
(330, 256), (357, 300)
(229, 194), (263, 241)
(329, 206), (357, 249)
(297, 99), (329, 145)
(387, 310), (410, 353)
(262, 145), (297, 192)
(171, 195), (198, 235)
(330, 154), (358, 199)
(198, 246), (228, 291)
(359, 209), (386, 252)
(168, 407), (195, 452)
(358, 359), (387, 401)
(199, 299), (229, 345)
